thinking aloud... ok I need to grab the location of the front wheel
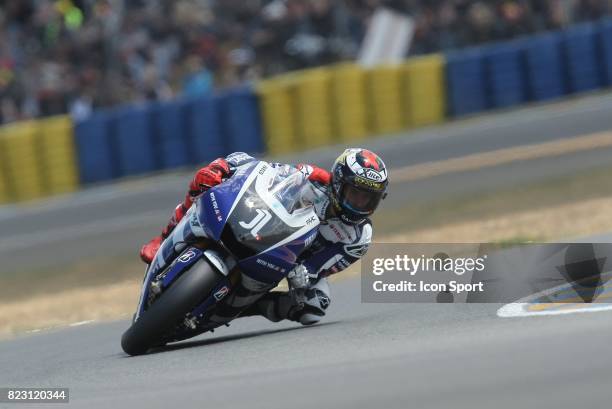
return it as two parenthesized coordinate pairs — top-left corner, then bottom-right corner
(121, 259), (222, 356)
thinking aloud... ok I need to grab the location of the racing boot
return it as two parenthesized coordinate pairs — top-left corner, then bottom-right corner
(241, 278), (331, 325)
(139, 203), (187, 264)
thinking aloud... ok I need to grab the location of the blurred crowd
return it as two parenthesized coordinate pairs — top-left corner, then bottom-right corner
(0, 0), (611, 124)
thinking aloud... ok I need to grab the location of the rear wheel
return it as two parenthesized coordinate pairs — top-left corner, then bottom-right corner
(121, 259), (221, 356)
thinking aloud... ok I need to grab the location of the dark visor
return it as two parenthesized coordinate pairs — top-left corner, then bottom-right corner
(341, 185), (383, 214)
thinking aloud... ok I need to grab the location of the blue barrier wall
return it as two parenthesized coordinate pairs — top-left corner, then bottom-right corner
(445, 48), (488, 116)
(601, 19), (612, 85)
(74, 112), (116, 184)
(563, 23), (603, 93)
(152, 100), (190, 170)
(73, 88), (264, 185)
(186, 95), (225, 164)
(483, 41), (527, 108)
(219, 88), (265, 154)
(113, 105), (159, 177)
(524, 33), (566, 101)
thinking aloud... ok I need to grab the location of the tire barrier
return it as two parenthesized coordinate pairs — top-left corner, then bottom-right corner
(331, 63), (369, 143)
(3, 22), (612, 204)
(563, 23), (604, 93)
(403, 54), (446, 127)
(294, 68), (335, 149)
(257, 76), (298, 155)
(186, 95), (224, 165)
(0, 121), (45, 201)
(367, 65), (404, 134)
(152, 100), (190, 170)
(113, 105), (159, 177)
(601, 19), (612, 85)
(484, 41), (527, 108)
(218, 87), (265, 155)
(524, 33), (566, 101)
(38, 115), (79, 195)
(74, 112), (116, 185)
(446, 48), (488, 116)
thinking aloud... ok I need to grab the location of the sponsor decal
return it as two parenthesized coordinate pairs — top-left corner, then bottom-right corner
(210, 192), (223, 222)
(226, 152), (252, 165)
(256, 258), (282, 272)
(364, 168), (384, 182)
(299, 164), (313, 177)
(338, 257), (351, 269)
(304, 232), (317, 247)
(328, 221), (349, 241)
(213, 286), (230, 301)
(318, 293), (331, 309)
(345, 243), (369, 258)
(178, 249), (197, 263)
(329, 225), (344, 240)
(355, 177), (383, 189)
(239, 209), (272, 237)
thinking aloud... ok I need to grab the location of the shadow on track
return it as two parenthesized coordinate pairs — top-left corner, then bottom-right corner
(135, 320), (340, 356)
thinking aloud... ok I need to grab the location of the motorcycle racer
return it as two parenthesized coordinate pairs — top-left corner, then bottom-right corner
(140, 149), (389, 325)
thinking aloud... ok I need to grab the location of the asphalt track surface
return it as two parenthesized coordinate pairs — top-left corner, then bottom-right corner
(1, 278), (612, 409)
(2, 93), (612, 408)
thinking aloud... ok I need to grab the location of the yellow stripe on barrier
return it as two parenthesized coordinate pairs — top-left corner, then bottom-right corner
(294, 68), (335, 149)
(257, 76), (299, 155)
(0, 121), (44, 201)
(367, 65), (404, 135)
(403, 54), (447, 127)
(38, 115), (79, 195)
(331, 63), (369, 142)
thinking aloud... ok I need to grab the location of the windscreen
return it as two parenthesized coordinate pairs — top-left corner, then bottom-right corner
(222, 164), (313, 258)
(268, 165), (310, 214)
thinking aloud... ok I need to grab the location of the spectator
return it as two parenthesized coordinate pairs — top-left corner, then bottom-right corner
(0, 0), (611, 124)
(182, 55), (214, 97)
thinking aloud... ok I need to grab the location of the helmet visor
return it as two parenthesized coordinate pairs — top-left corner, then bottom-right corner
(341, 184), (383, 215)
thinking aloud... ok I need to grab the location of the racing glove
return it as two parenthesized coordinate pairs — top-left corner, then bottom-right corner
(188, 158), (231, 198)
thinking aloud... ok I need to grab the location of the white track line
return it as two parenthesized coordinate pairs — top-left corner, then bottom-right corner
(497, 271), (612, 318)
(68, 320), (95, 327)
(497, 302), (612, 317)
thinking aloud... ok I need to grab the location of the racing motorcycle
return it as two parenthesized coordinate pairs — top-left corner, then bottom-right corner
(121, 161), (320, 355)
